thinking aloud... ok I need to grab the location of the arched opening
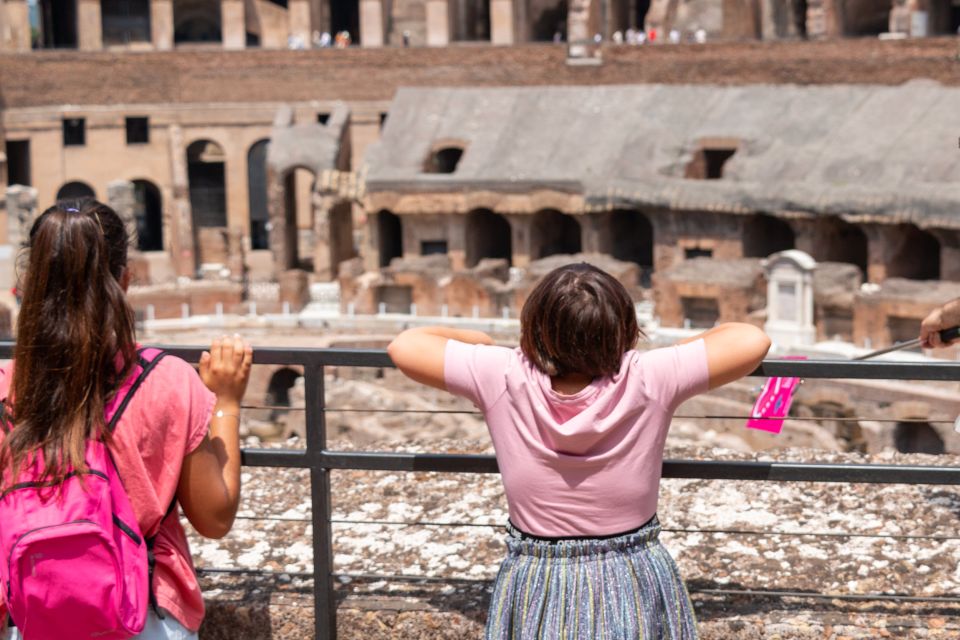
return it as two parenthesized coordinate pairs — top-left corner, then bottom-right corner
(132, 179), (163, 251)
(886, 225), (940, 281)
(37, 0), (78, 48)
(531, 210), (581, 259)
(266, 368), (301, 408)
(282, 167), (317, 270)
(530, 0), (568, 41)
(607, 210), (653, 270)
(743, 214), (795, 258)
(186, 140), (227, 229)
(810, 218), (868, 278)
(465, 210), (512, 268)
(174, 0), (222, 43)
(102, 0), (151, 45)
(894, 422), (945, 455)
(247, 139), (270, 251)
(330, 0), (360, 43)
(56, 181), (96, 201)
(841, 0), (889, 36)
(377, 210), (403, 268)
(423, 147), (465, 174)
(455, 0), (491, 40)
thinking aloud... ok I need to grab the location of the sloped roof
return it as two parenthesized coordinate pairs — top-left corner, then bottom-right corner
(364, 81), (960, 226)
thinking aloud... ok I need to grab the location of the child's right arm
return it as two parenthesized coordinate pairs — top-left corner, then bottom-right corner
(677, 323), (771, 390)
(387, 326), (493, 391)
(177, 335), (253, 539)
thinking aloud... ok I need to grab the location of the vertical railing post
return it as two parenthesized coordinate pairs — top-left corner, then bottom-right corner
(304, 362), (336, 638)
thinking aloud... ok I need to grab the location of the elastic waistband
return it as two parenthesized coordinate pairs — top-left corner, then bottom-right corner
(505, 515), (662, 558)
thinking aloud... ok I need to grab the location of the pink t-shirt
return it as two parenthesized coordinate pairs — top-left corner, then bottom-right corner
(0, 353), (215, 632)
(444, 339), (709, 537)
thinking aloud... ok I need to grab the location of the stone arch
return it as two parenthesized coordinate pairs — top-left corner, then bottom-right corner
(330, 0), (361, 42)
(743, 214), (795, 258)
(465, 209), (512, 268)
(423, 145), (465, 174)
(174, 0), (222, 43)
(132, 179), (163, 251)
(38, 0), (78, 48)
(532, 210), (581, 259)
(247, 139), (270, 250)
(266, 367), (302, 408)
(186, 139), (227, 229)
(806, 217), (868, 278)
(886, 224), (940, 281)
(894, 421), (945, 455)
(377, 210), (403, 268)
(102, 0), (151, 45)
(56, 181), (95, 201)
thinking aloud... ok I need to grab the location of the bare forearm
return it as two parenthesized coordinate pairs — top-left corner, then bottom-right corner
(402, 326), (494, 345)
(208, 398), (242, 527)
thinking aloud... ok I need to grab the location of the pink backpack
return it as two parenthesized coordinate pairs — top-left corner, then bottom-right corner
(0, 348), (168, 639)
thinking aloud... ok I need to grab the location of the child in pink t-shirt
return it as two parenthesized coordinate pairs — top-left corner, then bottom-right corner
(0, 199), (253, 639)
(389, 263), (771, 639)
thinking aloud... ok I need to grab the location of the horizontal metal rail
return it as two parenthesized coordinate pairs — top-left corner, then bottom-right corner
(3, 340), (960, 636)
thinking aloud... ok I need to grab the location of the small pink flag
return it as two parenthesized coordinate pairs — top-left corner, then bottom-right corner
(746, 357), (806, 433)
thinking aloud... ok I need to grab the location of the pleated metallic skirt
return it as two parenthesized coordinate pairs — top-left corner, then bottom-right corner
(485, 515), (699, 640)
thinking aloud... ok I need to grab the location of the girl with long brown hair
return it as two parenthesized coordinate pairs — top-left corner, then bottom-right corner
(0, 199), (253, 639)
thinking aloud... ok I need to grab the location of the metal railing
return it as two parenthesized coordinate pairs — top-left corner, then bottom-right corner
(4, 342), (960, 637)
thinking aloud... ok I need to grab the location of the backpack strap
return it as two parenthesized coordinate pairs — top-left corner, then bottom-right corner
(106, 348), (168, 433)
(145, 496), (179, 620)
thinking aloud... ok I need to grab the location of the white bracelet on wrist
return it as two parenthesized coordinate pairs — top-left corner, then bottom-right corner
(214, 409), (241, 421)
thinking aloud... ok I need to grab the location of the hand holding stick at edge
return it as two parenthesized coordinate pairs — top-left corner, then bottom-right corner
(920, 299), (960, 349)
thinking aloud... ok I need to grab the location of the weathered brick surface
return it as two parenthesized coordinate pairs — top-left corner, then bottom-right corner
(0, 38), (957, 110)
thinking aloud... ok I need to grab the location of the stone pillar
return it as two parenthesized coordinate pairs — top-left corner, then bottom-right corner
(313, 196), (333, 281)
(448, 213), (465, 270)
(507, 214), (532, 268)
(227, 226), (246, 281)
(425, 0), (451, 46)
(2, 185), (37, 291)
(107, 180), (138, 249)
(764, 250), (817, 348)
(863, 224), (892, 284)
(222, 0), (246, 49)
(78, 0), (103, 50)
(490, 0), (515, 44)
(3, 0), (32, 52)
(288, 0), (312, 46)
(279, 268), (310, 311)
(151, 0), (174, 50)
(567, 0), (601, 58)
(360, 0), (386, 46)
(267, 169), (294, 278)
(168, 125), (196, 278)
(580, 213), (605, 253)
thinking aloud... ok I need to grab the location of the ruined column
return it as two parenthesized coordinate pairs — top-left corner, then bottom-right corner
(425, 0), (452, 45)
(151, 0), (174, 50)
(490, 0), (515, 43)
(2, 0), (32, 52)
(221, 0), (246, 49)
(507, 214), (532, 268)
(168, 125), (196, 278)
(359, 0), (386, 46)
(107, 180), (139, 249)
(580, 213), (606, 253)
(862, 224), (892, 284)
(312, 195), (334, 280)
(1, 185), (37, 291)
(267, 168), (292, 278)
(78, 0), (103, 50)
(227, 226), (246, 282)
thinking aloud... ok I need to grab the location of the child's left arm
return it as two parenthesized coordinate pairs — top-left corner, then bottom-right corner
(387, 326), (493, 390)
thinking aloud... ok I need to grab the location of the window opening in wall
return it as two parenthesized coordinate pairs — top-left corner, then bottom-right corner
(686, 146), (737, 180)
(682, 297), (720, 329)
(37, 0), (78, 48)
(63, 118), (86, 146)
(132, 179), (163, 251)
(174, 0), (222, 43)
(317, 113), (330, 125)
(456, 0), (491, 41)
(379, 113), (388, 129)
(530, 0), (568, 41)
(894, 421), (945, 455)
(423, 147), (465, 174)
(421, 240), (448, 256)
(684, 247), (713, 259)
(186, 140), (227, 228)
(377, 211), (403, 268)
(5, 140), (31, 187)
(102, 0), (151, 45)
(126, 117), (149, 144)
(267, 0), (288, 6)
(247, 140), (270, 251)
(330, 0), (360, 44)
(953, 0), (960, 33)
(246, 32), (261, 47)
(465, 209), (512, 267)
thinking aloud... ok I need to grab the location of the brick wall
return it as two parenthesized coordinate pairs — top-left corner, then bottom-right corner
(0, 37), (957, 110)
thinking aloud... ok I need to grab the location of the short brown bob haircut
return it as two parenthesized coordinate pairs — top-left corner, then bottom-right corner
(520, 263), (641, 378)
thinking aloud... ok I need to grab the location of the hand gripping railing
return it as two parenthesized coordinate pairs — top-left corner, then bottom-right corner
(3, 341), (960, 638)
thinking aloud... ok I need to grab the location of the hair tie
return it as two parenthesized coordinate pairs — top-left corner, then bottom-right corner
(65, 207), (79, 213)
